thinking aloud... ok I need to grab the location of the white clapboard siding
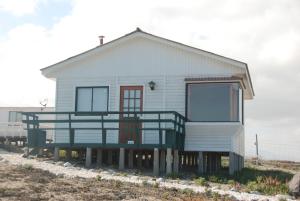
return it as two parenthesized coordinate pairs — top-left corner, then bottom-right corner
(185, 122), (244, 153)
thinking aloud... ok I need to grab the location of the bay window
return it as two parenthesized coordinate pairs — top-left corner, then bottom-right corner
(186, 83), (242, 122)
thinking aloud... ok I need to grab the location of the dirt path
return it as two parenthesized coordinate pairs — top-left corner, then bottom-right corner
(0, 162), (213, 201)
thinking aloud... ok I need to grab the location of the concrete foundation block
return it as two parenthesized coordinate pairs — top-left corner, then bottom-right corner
(173, 150), (179, 174)
(153, 148), (159, 176)
(198, 151), (204, 174)
(85, 147), (92, 168)
(54, 147), (59, 161)
(108, 150), (113, 165)
(97, 149), (102, 167)
(119, 148), (125, 170)
(128, 149), (134, 169)
(166, 148), (172, 175)
(160, 150), (166, 172)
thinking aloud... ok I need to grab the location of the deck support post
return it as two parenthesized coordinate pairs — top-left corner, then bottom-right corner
(235, 154), (238, 172)
(166, 148), (172, 174)
(173, 150), (179, 174)
(239, 155), (243, 171)
(96, 149), (102, 167)
(38, 148), (43, 156)
(54, 147), (59, 161)
(216, 153), (221, 172)
(145, 153), (150, 168)
(128, 149), (134, 169)
(198, 151), (204, 174)
(85, 147), (92, 168)
(229, 152), (235, 175)
(119, 148), (125, 170)
(160, 150), (166, 172)
(241, 156), (244, 169)
(137, 152), (142, 169)
(107, 150), (113, 165)
(153, 148), (159, 176)
(66, 149), (72, 160)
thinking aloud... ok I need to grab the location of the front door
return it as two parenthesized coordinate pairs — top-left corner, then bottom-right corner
(119, 86), (143, 144)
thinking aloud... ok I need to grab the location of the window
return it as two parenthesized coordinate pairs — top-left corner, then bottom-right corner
(186, 83), (241, 122)
(8, 111), (22, 122)
(76, 87), (108, 112)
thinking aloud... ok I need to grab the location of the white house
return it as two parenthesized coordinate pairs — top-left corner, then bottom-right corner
(23, 28), (254, 175)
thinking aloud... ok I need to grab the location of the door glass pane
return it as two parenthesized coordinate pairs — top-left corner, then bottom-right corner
(135, 99), (140, 107)
(135, 90), (141, 98)
(93, 88), (108, 111)
(129, 90), (135, 98)
(129, 99), (134, 107)
(124, 90), (129, 98)
(135, 107), (140, 112)
(123, 99), (128, 107)
(77, 88), (92, 111)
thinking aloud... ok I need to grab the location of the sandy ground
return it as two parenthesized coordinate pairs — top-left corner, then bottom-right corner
(0, 162), (216, 201)
(0, 149), (295, 201)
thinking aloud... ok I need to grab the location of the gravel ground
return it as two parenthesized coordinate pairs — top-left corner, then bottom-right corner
(0, 149), (295, 201)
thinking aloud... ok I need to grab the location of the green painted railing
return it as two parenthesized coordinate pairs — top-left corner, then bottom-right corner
(22, 111), (186, 150)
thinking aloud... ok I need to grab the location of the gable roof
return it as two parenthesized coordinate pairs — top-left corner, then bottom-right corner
(41, 28), (254, 96)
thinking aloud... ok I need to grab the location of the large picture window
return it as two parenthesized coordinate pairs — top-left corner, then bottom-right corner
(186, 83), (241, 122)
(75, 87), (109, 112)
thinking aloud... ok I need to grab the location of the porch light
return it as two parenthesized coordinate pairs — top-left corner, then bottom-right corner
(148, 81), (156, 90)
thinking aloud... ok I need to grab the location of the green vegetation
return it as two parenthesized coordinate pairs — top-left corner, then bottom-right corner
(194, 167), (293, 195)
(194, 177), (208, 186)
(96, 175), (101, 181)
(166, 172), (182, 179)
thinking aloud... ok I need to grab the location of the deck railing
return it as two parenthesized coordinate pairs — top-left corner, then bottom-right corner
(22, 111), (186, 150)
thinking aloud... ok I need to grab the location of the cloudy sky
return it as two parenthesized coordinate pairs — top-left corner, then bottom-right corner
(0, 0), (299, 161)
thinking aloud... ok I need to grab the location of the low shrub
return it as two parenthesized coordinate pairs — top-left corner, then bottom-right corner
(194, 177), (208, 186)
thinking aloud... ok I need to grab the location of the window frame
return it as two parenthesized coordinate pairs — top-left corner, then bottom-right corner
(75, 86), (109, 113)
(185, 82), (243, 123)
(8, 111), (22, 122)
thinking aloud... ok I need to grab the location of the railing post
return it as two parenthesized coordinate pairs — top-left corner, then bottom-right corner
(68, 113), (72, 146)
(158, 113), (162, 147)
(135, 113), (140, 147)
(102, 129), (106, 146)
(174, 113), (177, 149)
(36, 116), (39, 129)
(101, 115), (105, 145)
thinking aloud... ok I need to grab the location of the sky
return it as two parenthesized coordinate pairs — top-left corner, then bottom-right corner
(0, 0), (299, 161)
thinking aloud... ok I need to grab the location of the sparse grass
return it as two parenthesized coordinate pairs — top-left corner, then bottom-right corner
(194, 177), (208, 186)
(181, 188), (193, 196)
(153, 182), (159, 188)
(96, 175), (101, 181)
(166, 172), (182, 179)
(198, 167), (293, 195)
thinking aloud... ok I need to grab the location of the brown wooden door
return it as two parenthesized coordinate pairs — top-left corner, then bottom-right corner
(119, 86), (143, 144)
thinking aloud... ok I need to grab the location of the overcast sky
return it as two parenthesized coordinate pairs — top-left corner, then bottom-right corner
(0, 0), (299, 161)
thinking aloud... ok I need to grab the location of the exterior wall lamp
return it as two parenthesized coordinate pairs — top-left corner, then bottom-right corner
(148, 81), (156, 90)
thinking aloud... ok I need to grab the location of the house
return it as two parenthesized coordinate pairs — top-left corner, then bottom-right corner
(22, 28), (254, 175)
(0, 107), (54, 144)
